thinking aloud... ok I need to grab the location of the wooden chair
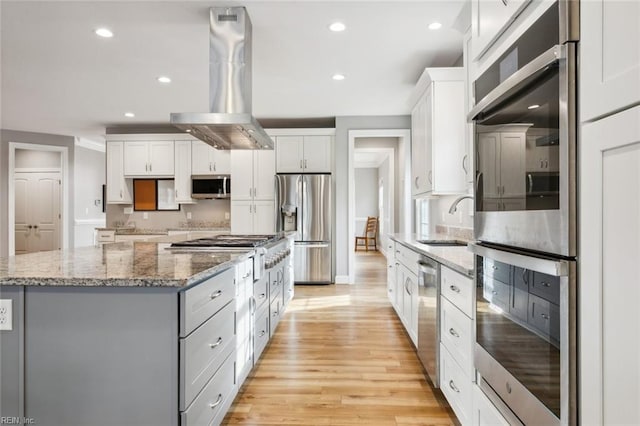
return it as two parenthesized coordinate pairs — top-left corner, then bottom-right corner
(355, 217), (378, 251)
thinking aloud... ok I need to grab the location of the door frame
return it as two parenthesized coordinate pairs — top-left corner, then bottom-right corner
(345, 129), (411, 285)
(8, 142), (69, 255)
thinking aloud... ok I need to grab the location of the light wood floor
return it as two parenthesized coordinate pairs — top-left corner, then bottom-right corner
(222, 251), (457, 425)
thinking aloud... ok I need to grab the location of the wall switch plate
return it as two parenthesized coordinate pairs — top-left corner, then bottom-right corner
(123, 207), (133, 215)
(0, 299), (13, 331)
(225, 212), (230, 220)
(186, 212), (192, 220)
(143, 212), (148, 219)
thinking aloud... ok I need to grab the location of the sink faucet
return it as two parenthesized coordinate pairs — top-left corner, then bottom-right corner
(448, 195), (474, 214)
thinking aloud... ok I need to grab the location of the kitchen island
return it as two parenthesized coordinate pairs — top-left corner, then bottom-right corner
(0, 232), (292, 426)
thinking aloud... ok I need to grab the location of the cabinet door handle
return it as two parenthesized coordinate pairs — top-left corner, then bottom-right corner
(213, 162), (217, 172)
(414, 176), (420, 189)
(209, 163), (212, 172)
(462, 154), (468, 174)
(150, 163), (152, 172)
(540, 160), (544, 169)
(300, 160), (303, 169)
(428, 170), (433, 184)
(175, 190), (178, 198)
(522, 268), (529, 284)
(304, 159), (308, 169)
(259, 330), (266, 337)
(120, 189), (123, 199)
(449, 285), (460, 293)
(210, 290), (223, 299)
(449, 380), (460, 393)
(541, 313), (550, 320)
(209, 337), (223, 348)
(258, 293), (266, 299)
(27, 225), (33, 229)
(449, 328), (460, 338)
(208, 394), (223, 409)
(545, 160), (548, 168)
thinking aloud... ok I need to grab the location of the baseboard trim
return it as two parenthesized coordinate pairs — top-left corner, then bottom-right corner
(334, 275), (351, 285)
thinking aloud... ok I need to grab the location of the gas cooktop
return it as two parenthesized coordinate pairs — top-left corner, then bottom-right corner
(169, 234), (277, 249)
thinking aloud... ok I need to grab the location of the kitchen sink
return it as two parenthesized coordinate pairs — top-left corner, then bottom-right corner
(417, 240), (468, 247)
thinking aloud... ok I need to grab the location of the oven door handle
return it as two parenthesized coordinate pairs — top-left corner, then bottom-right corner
(468, 242), (569, 276)
(468, 44), (565, 122)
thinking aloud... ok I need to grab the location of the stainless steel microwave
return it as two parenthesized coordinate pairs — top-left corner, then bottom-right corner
(191, 175), (230, 199)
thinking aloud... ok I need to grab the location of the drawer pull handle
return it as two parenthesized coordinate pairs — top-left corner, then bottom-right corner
(209, 337), (223, 348)
(273, 311), (279, 317)
(492, 291), (498, 295)
(449, 380), (460, 393)
(259, 330), (266, 337)
(259, 293), (266, 299)
(449, 328), (460, 338)
(208, 394), (223, 409)
(540, 281), (551, 287)
(210, 290), (223, 299)
(449, 285), (461, 293)
(541, 313), (550, 320)
(492, 265), (498, 270)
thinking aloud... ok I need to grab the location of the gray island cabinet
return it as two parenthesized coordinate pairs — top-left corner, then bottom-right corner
(0, 236), (257, 426)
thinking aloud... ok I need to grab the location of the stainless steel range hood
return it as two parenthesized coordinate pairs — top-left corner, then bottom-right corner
(170, 7), (273, 150)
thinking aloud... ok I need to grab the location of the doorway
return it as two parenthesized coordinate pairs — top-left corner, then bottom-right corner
(347, 129), (411, 285)
(8, 143), (68, 255)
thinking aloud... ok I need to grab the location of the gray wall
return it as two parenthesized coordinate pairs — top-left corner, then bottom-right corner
(354, 168), (378, 218)
(1, 129), (75, 257)
(334, 115), (411, 279)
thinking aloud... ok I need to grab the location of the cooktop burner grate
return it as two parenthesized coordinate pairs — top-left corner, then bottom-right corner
(169, 234), (277, 248)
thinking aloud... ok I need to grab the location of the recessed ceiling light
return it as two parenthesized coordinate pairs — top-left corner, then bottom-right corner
(95, 28), (114, 38)
(157, 76), (171, 84)
(428, 22), (442, 30)
(329, 22), (346, 32)
(528, 104), (540, 110)
(332, 74), (345, 81)
(124, 112), (135, 118)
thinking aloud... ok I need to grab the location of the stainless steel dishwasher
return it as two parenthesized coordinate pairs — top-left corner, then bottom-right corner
(417, 255), (440, 387)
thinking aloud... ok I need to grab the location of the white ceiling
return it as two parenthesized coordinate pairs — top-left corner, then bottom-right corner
(1, 1), (466, 140)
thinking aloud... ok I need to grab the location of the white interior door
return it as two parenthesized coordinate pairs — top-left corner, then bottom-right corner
(14, 172), (61, 254)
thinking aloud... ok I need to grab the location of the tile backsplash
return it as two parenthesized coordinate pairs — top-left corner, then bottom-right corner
(106, 199), (230, 229)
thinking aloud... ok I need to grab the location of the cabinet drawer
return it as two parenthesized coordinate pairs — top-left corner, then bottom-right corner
(254, 310), (270, 362)
(528, 294), (560, 343)
(440, 343), (472, 426)
(530, 271), (560, 305)
(181, 351), (236, 426)
(483, 276), (510, 313)
(180, 267), (235, 337)
(96, 230), (115, 243)
(269, 265), (283, 303)
(472, 384), (512, 426)
(254, 275), (269, 312)
(441, 266), (474, 318)
(395, 243), (420, 270)
(483, 258), (510, 284)
(269, 297), (282, 338)
(180, 301), (235, 410)
(440, 297), (474, 378)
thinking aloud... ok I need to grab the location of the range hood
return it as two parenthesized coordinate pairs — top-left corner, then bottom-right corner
(170, 7), (273, 150)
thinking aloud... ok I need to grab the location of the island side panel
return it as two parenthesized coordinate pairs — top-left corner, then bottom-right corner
(0, 286), (25, 419)
(24, 286), (179, 426)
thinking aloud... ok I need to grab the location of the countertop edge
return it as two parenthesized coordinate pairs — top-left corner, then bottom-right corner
(388, 234), (474, 277)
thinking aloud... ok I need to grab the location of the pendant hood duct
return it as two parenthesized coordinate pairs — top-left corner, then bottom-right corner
(170, 7), (273, 150)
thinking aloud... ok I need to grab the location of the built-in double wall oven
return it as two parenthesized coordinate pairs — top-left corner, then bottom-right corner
(468, 2), (578, 425)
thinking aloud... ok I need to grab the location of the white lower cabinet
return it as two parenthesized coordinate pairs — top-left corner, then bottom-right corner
(472, 384), (510, 426)
(440, 343), (472, 426)
(581, 105), (640, 424)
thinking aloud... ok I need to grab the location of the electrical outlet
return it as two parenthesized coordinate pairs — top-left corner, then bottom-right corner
(143, 212), (148, 219)
(186, 212), (192, 220)
(225, 212), (230, 220)
(0, 299), (13, 331)
(123, 207), (133, 215)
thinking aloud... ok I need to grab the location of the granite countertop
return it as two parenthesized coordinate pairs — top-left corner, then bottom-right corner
(0, 232), (252, 288)
(388, 233), (475, 277)
(95, 227), (231, 235)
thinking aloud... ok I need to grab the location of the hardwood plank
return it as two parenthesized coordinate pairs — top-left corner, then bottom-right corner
(222, 251), (458, 426)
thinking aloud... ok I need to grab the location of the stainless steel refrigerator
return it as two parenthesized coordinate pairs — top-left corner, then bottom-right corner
(275, 174), (332, 284)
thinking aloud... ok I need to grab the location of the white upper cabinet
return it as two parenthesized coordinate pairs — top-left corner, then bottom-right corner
(123, 141), (174, 176)
(191, 140), (231, 175)
(230, 150), (275, 201)
(106, 141), (132, 204)
(410, 68), (466, 196)
(276, 135), (331, 173)
(174, 140), (195, 204)
(470, 0), (531, 61)
(580, 0), (640, 122)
